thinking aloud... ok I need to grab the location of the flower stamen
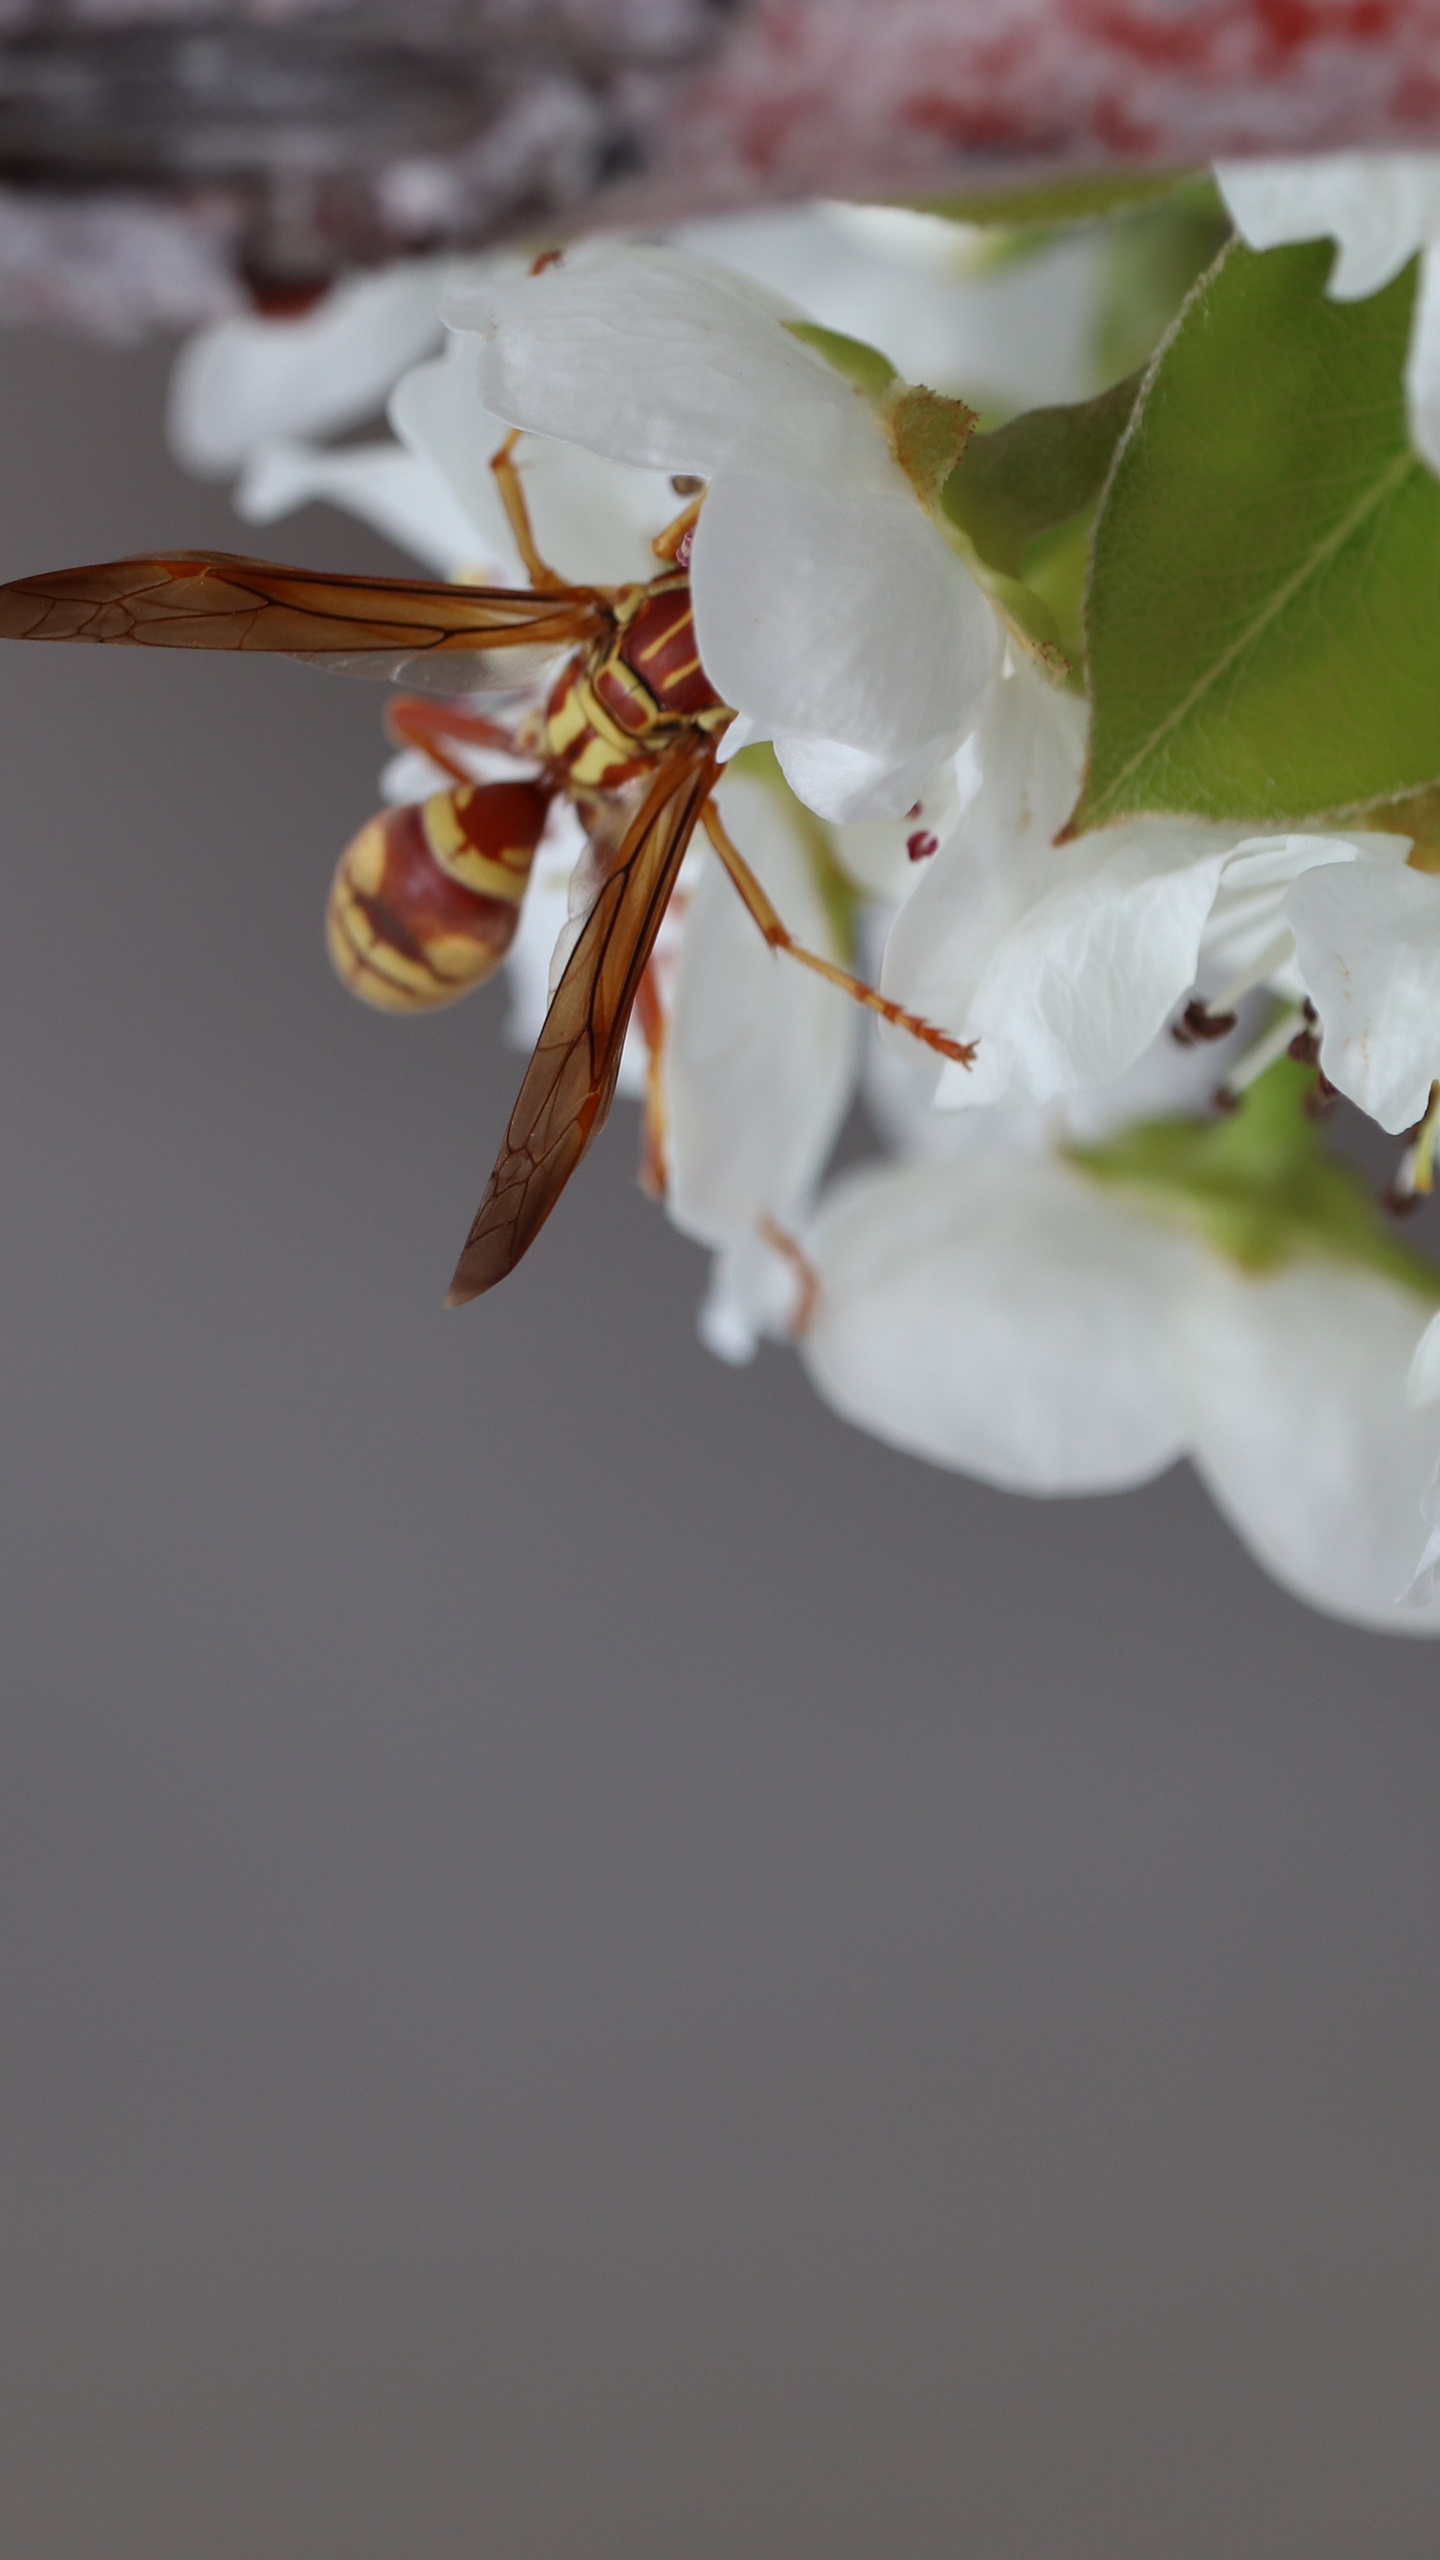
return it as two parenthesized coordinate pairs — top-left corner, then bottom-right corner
(1218, 1004), (1306, 1106)
(1384, 1080), (1440, 1214)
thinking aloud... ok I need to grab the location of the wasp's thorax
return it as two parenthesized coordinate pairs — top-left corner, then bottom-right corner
(328, 776), (552, 1014)
(541, 567), (731, 790)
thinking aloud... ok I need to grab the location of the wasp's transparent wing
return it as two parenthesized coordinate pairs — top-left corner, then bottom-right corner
(0, 552), (604, 682)
(447, 739), (720, 1303)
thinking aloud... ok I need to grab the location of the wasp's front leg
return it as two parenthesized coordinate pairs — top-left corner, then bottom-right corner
(490, 431), (569, 594)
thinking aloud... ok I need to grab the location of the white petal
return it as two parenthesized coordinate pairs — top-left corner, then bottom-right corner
(1178, 1258), (1440, 1632)
(672, 203), (1109, 411)
(774, 735), (949, 826)
(392, 336), (676, 586)
(802, 1154), (1193, 1493)
(234, 435), (486, 577)
(698, 1230), (804, 1365)
(1406, 243), (1440, 474)
(1408, 1308), (1440, 1407)
(449, 246), (880, 487)
(881, 658), (1085, 1037)
(664, 769), (858, 1247)
(1215, 154), (1440, 297)
(1194, 828), (1403, 1003)
(829, 796), (952, 903)
(1057, 1011), (1258, 1140)
(168, 262), (446, 475)
(1403, 1494), (1440, 1607)
(1286, 856), (1440, 1131)
(693, 470), (998, 801)
(950, 819), (1235, 1108)
(500, 803), (591, 1053)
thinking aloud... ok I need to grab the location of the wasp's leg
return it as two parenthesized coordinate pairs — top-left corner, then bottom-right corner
(651, 493), (703, 564)
(632, 961), (670, 1199)
(385, 693), (527, 783)
(490, 430), (568, 593)
(700, 800), (978, 1069)
(757, 1216), (820, 1336)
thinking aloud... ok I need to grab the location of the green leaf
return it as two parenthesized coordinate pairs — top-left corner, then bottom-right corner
(898, 169), (1201, 230)
(942, 371), (1141, 576)
(1074, 238), (1440, 834)
(1091, 196), (1232, 384)
(1072, 1056), (1440, 1300)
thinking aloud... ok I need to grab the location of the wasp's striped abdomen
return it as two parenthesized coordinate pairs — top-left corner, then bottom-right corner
(328, 778), (551, 1013)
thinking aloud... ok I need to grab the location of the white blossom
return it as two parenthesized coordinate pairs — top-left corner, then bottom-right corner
(795, 1145), (1440, 1635)
(159, 202), (1440, 1634)
(442, 245), (1002, 823)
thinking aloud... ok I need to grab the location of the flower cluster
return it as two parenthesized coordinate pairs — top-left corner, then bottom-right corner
(170, 178), (1440, 1633)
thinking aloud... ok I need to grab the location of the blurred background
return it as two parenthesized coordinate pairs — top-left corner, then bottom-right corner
(0, 323), (1438, 2560)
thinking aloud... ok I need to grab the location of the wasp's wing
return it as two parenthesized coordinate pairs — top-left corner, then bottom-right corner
(447, 740), (719, 1303)
(0, 553), (603, 683)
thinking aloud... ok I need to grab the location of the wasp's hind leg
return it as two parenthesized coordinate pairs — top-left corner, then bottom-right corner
(700, 799), (978, 1069)
(490, 431), (569, 594)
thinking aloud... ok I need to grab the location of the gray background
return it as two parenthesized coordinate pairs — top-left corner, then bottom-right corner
(0, 327), (1438, 2560)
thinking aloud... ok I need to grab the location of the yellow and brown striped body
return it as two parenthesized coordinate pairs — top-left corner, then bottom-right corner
(541, 569), (729, 789)
(327, 777), (551, 1013)
(335, 568), (727, 1016)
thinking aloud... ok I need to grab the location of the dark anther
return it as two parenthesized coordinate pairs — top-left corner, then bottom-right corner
(1213, 1085), (1241, 1113)
(670, 474), (704, 496)
(1173, 998), (1237, 1046)
(244, 275), (331, 318)
(1288, 1026), (1321, 1065)
(1303, 1082), (1337, 1120)
(529, 248), (564, 277)
(1382, 1183), (1424, 1217)
(1301, 998), (1317, 1022)
(906, 830), (939, 862)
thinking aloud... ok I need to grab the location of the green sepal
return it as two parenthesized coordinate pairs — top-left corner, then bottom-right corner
(1071, 1056), (1440, 1300)
(785, 324), (976, 515)
(785, 314), (1064, 667)
(942, 371), (1141, 576)
(885, 381), (977, 512)
(784, 320), (896, 403)
(1074, 238), (1440, 835)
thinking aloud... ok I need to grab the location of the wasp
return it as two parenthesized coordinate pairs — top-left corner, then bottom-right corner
(0, 435), (972, 1301)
